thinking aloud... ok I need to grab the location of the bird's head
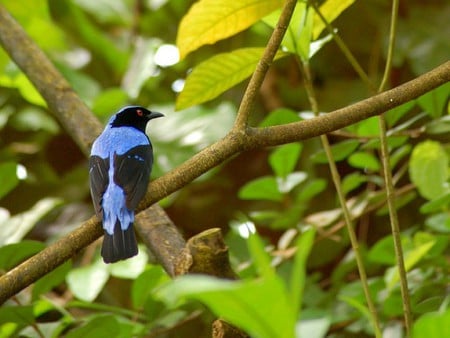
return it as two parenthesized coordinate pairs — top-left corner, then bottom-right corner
(110, 106), (164, 132)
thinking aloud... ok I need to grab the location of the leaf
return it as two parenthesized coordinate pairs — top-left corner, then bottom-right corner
(290, 228), (316, 315)
(157, 275), (295, 338)
(132, 265), (170, 309)
(311, 139), (360, 163)
(259, 108), (301, 127)
(10, 107), (59, 133)
(0, 198), (62, 246)
(65, 314), (120, 338)
(66, 259), (109, 301)
(409, 141), (449, 200)
(277, 172), (307, 193)
(420, 192), (450, 214)
(312, 0), (356, 39)
(238, 176), (283, 202)
(348, 152), (381, 171)
(269, 143), (302, 178)
(176, 0), (284, 58)
(107, 246), (148, 279)
(247, 232), (274, 278)
(342, 172), (367, 196)
(417, 82), (450, 118)
(0, 240), (45, 271)
(32, 261), (72, 300)
(413, 309), (450, 338)
(0, 162), (19, 199)
(385, 234), (436, 289)
(176, 48), (287, 110)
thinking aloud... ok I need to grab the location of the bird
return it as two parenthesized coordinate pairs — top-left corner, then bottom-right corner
(89, 106), (163, 263)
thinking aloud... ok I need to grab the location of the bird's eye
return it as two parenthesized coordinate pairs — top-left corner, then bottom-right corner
(136, 109), (144, 117)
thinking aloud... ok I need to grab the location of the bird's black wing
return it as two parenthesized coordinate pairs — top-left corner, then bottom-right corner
(89, 155), (110, 218)
(113, 144), (153, 210)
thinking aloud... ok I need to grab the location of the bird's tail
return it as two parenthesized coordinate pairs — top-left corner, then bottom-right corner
(101, 219), (138, 263)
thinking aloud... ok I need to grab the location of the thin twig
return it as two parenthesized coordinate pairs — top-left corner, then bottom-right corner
(301, 61), (382, 337)
(377, 0), (412, 336)
(233, 0), (298, 130)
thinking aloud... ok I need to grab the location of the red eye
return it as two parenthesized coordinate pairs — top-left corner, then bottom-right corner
(136, 109), (143, 117)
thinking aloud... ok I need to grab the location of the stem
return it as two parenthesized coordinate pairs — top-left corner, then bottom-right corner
(377, 0), (412, 336)
(301, 62), (382, 338)
(233, 0), (298, 130)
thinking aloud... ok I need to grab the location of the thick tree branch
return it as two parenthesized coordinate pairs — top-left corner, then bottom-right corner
(0, 0), (448, 304)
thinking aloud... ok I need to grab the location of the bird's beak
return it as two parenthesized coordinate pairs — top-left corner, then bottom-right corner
(149, 111), (164, 120)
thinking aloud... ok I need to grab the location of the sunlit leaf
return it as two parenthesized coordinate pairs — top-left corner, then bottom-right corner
(277, 172), (307, 193)
(312, 0), (356, 39)
(0, 198), (62, 246)
(269, 143), (302, 178)
(176, 48), (287, 110)
(107, 246), (148, 279)
(157, 274), (295, 338)
(65, 314), (120, 338)
(409, 141), (449, 200)
(66, 259), (109, 302)
(342, 172), (367, 196)
(10, 108), (59, 134)
(177, 0), (284, 58)
(239, 176), (283, 202)
(413, 308), (450, 338)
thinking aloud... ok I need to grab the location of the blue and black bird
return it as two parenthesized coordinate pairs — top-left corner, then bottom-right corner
(89, 106), (163, 263)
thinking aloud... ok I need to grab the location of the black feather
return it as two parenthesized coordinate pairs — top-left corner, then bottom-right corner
(101, 220), (138, 263)
(89, 155), (109, 218)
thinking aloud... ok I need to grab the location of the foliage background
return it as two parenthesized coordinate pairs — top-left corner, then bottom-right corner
(0, 0), (449, 337)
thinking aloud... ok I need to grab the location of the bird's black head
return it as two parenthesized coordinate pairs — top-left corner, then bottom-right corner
(110, 106), (164, 132)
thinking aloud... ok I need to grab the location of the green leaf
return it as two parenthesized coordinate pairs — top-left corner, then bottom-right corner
(259, 108), (301, 127)
(176, 0), (284, 58)
(0, 162), (19, 199)
(311, 139), (360, 163)
(420, 192), (450, 214)
(238, 176), (283, 202)
(409, 140), (449, 200)
(107, 246), (148, 279)
(10, 107), (59, 134)
(269, 143), (302, 178)
(426, 115), (450, 135)
(413, 309), (450, 338)
(295, 178), (327, 202)
(368, 235), (396, 265)
(247, 232), (274, 278)
(312, 0), (356, 39)
(385, 100), (415, 127)
(65, 314), (120, 338)
(385, 233), (436, 289)
(157, 275), (295, 338)
(425, 213), (450, 233)
(290, 228), (315, 315)
(92, 87), (128, 118)
(342, 172), (368, 196)
(176, 48), (287, 110)
(348, 152), (380, 171)
(32, 261), (72, 300)
(66, 259), (109, 301)
(0, 69), (46, 106)
(132, 265), (170, 309)
(0, 241), (45, 271)
(417, 82), (450, 118)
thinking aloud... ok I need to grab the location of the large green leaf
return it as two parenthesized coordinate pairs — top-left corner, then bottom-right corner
(176, 48), (287, 110)
(239, 176), (283, 202)
(157, 275), (295, 338)
(66, 259), (109, 302)
(269, 143), (302, 178)
(413, 309), (450, 338)
(176, 0), (284, 58)
(409, 140), (449, 200)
